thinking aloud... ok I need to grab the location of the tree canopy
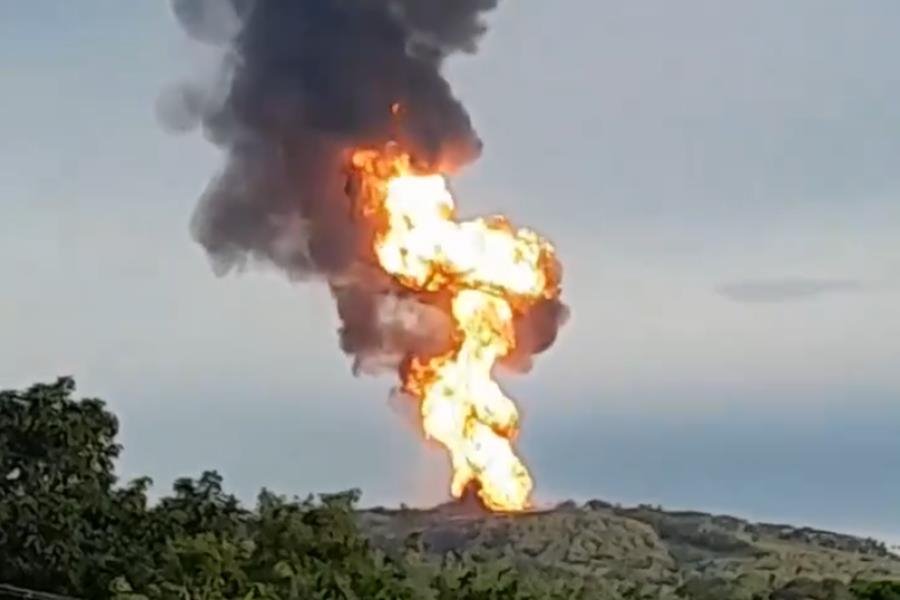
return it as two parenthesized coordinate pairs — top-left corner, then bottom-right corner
(0, 378), (583, 599)
(1, 378), (897, 600)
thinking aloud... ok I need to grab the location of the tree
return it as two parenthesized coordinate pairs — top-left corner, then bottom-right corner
(0, 377), (134, 594)
(0, 378), (591, 600)
(851, 580), (900, 600)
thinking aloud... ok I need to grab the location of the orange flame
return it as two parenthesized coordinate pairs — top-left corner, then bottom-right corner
(351, 147), (560, 511)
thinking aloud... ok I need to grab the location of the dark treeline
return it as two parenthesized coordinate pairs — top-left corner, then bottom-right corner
(1, 378), (898, 600)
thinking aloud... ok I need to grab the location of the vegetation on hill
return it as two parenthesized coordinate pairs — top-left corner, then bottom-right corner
(1, 378), (899, 600)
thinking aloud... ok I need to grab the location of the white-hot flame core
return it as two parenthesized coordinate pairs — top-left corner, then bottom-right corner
(380, 176), (551, 298)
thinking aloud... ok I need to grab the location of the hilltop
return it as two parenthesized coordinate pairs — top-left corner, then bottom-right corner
(361, 499), (900, 599)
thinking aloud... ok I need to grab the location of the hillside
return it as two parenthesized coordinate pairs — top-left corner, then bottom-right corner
(361, 498), (900, 599)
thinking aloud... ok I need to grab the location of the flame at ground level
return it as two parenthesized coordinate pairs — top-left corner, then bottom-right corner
(351, 148), (561, 511)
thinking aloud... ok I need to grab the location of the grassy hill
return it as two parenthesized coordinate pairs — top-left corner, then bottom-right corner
(361, 498), (900, 599)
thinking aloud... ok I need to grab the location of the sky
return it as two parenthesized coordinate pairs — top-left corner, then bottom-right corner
(1, 1), (898, 544)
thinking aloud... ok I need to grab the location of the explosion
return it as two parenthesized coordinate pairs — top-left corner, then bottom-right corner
(165, 0), (568, 512)
(351, 148), (561, 510)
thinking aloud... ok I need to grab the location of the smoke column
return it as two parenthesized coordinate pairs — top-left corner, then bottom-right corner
(164, 0), (566, 423)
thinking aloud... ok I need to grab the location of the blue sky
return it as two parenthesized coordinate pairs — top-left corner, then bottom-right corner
(2, 1), (898, 544)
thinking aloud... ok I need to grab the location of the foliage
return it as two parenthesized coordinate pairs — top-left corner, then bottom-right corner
(0, 377), (149, 595)
(0, 378), (585, 599)
(1, 378), (896, 600)
(851, 580), (900, 600)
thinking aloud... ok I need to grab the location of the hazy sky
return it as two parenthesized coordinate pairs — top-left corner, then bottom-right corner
(2, 2), (898, 543)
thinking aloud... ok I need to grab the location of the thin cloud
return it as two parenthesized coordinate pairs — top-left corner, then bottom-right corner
(716, 278), (863, 303)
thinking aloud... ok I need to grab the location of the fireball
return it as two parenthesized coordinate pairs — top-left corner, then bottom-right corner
(350, 148), (561, 511)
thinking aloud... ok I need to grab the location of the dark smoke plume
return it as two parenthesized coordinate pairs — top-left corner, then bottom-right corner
(166, 0), (565, 374)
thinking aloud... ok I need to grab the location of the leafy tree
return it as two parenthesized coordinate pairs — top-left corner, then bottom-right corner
(0, 377), (140, 594)
(851, 580), (900, 600)
(0, 379), (591, 599)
